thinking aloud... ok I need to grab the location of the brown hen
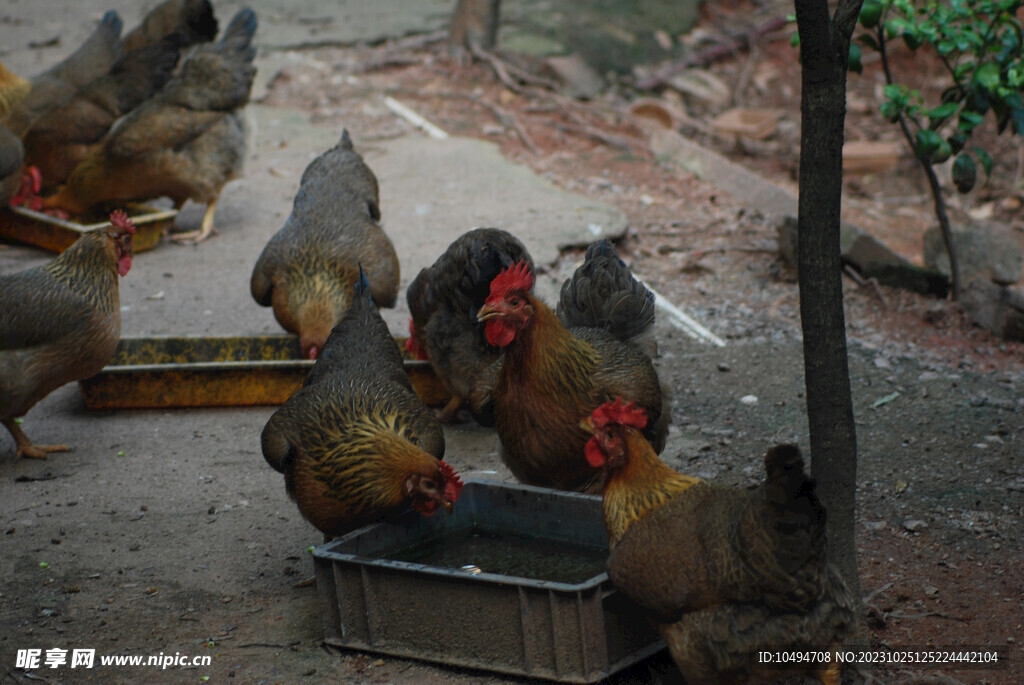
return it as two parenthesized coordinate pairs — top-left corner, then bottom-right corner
(251, 130), (398, 360)
(261, 268), (462, 540)
(476, 242), (667, 493)
(1, 211), (135, 459)
(584, 400), (856, 685)
(2, 11), (124, 138)
(42, 8), (258, 244)
(406, 227), (533, 423)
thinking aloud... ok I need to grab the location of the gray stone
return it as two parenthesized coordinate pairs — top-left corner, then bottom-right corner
(775, 215), (913, 273)
(542, 54), (605, 100)
(923, 221), (1023, 286)
(959, 278), (1024, 341)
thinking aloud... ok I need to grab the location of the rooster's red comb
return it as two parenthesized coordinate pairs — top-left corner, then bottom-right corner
(487, 261), (534, 303)
(590, 398), (648, 431)
(439, 460), (464, 503)
(109, 210), (137, 235)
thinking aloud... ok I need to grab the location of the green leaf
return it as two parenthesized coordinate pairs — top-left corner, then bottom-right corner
(857, 33), (881, 51)
(928, 102), (959, 119)
(883, 83), (904, 100)
(915, 129), (943, 156)
(931, 139), (953, 164)
(860, 0), (884, 28)
(972, 146), (994, 176)
(881, 101), (902, 122)
(790, 31), (800, 48)
(952, 153), (977, 193)
(974, 62), (1002, 90)
(848, 44), (863, 73)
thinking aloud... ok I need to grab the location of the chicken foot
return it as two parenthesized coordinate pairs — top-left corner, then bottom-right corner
(3, 419), (70, 459)
(435, 395), (466, 423)
(170, 197), (219, 243)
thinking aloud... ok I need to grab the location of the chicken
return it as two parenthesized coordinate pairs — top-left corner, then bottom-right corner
(476, 243), (668, 493)
(261, 267), (463, 540)
(23, 37), (183, 188)
(582, 399), (856, 685)
(557, 238), (657, 358)
(406, 227), (533, 423)
(121, 0), (218, 54)
(0, 124), (25, 206)
(1, 211), (135, 459)
(251, 130), (399, 360)
(0, 62), (30, 120)
(42, 7), (258, 244)
(2, 11), (124, 138)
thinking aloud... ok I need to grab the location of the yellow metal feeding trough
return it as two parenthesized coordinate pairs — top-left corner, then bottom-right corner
(1, 202), (176, 254)
(78, 335), (449, 410)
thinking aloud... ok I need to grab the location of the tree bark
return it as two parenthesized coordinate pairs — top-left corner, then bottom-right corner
(448, 0), (502, 52)
(793, 0), (864, 626)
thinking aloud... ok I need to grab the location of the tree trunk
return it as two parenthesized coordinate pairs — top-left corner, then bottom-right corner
(448, 0), (502, 52)
(793, 0), (864, 626)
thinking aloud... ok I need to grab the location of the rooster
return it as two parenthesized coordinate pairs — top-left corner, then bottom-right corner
(476, 240), (668, 493)
(406, 227), (533, 423)
(251, 130), (398, 360)
(261, 268), (462, 539)
(42, 8), (258, 244)
(583, 399), (855, 685)
(1, 211), (135, 459)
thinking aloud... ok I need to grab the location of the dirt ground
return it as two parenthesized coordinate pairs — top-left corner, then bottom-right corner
(2, 3), (1023, 684)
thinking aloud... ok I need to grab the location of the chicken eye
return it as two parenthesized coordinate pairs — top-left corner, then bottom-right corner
(509, 296), (521, 307)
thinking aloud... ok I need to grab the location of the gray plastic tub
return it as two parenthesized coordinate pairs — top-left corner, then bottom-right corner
(313, 478), (664, 682)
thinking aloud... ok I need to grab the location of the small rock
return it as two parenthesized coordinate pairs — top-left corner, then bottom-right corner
(984, 435), (1005, 444)
(874, 356), (892, 369)
(922, 303), (947, 324)
(970, 395), (988, 407)
(924, 220), (1023, 285)
(923, 585), (939, 597)
(717, 362), (731, 372)
(863, 520), (887, 531)
(739, 395), (758, 405)
(904, 520), (928, 532)
(918, 371), (940, 382)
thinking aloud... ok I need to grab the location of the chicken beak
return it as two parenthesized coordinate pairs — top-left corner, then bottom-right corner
(579, 417), (594, 434)
(477, 302), (501, 322)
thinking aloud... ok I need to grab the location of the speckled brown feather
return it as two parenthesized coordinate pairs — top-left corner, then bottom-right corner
(251, 130), (398, 357)
(42, 8), (256, 215)
(2, 12), (123, 137)
(260, 270), (445, 538)
(1, 224), (128, 426)
(24, 38), (182, 187)
(601, 434), (855, 684)
(492, 297), (665, 493)
(406, 227), (532, 419)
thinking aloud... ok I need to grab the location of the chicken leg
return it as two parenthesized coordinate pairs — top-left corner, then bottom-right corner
(3, 419), (70, 459)
(435, 395), (465, 423)
(170, 197), (218, 243)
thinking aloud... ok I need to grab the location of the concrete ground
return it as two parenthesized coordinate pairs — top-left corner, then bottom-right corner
(0, 2), (654, 684)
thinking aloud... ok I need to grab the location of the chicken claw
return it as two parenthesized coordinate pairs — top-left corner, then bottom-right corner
(3, 419), (70, 459)
(170, 198), (218, 244)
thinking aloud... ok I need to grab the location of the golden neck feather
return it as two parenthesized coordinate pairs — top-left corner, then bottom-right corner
(602, 428), (702, 543)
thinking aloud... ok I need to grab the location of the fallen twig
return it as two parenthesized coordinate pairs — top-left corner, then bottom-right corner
(843, 264), (889, 308)
(382, 96), (449, 139)
(553, 123), (638, 152)
(469, 44), (559, 93)
(453, 93), (540, 155)
(636, 16), (790, 91)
